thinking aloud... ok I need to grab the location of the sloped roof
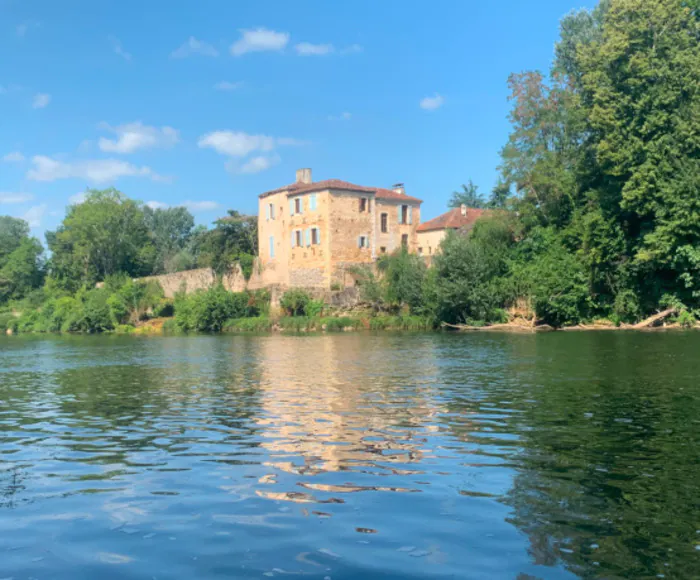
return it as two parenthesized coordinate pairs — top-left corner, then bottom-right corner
(416, 207), (488, 232)
(259, 179), (422, 204)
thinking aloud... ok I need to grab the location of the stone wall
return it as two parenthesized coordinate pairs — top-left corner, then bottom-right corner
(139, 263), (247, 298)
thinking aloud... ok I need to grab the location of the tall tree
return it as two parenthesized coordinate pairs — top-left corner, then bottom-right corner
(47, 188), (155, 289)
(195, 210), (258, 273)
(0, 216), (31, 268)
(143, 205), (195, 274)
(448, 180), (487, 209)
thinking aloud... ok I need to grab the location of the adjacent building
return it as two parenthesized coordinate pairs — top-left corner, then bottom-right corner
(416, 205), (488, 258)
(257, 169), (423, 289)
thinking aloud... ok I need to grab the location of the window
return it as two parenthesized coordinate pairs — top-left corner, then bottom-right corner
(401, 205), (408, 224)
(269, 203), (275, 219)
(359, 197), (368, 212)
(311, 227), (320, 245)
(401, 234), (408, 249)
(358, 235), (369, 249)
(295, 230), (303, 247)
(380, 213), (388, 233)
(310, 194), (317, 211)
(269, 236), (275, 258)
(380, 246), (386, 254)
(418, 247), (423, 255)
(295, 197), (302, 214)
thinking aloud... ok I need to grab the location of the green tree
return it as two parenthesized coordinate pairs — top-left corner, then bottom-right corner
(0, 216), (31, 267)
(0, 237), (45, 303)
(143, 205), (195, 274)
(47, 188), (155, 290)
(195, 210), (257, 273)
(448, 180), (486, 209)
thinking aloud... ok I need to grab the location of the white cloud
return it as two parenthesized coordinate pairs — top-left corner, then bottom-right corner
(109, 36), (132, 61)
(146, 200), (169, 210)
(230, 28), (289, 56)
(295, 42), (334, 56)
(420, 93), (444, 111)
(198, 131), (276, 157)
(32, 93), (51, 109)
(2, 151), (25, 163)
(183, 200), (220, 212)
(27, 155), (166, 183)
(0, 192), (34, 204)
(328, 112), (351, 121)
(340, 44), (363, 55)
(98, 122), (179, 154)
(199, 130), (303, 174)
(214, 81), (243, 91)
(171, 37), (219, 58)
(228, 154), (281, 174)
(70, 192), (87, 205)
(23, 204), (48, 228)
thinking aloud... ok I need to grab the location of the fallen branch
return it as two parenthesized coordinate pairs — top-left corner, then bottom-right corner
(633, 308), (676, 329)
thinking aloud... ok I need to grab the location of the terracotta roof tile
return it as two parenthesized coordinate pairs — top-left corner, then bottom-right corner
(416, 207), (488, 232)
(259, 179), (422, 203)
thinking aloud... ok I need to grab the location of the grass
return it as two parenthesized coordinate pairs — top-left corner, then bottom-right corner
(369, 315), (434, 331)
(223, 317), (274, 332)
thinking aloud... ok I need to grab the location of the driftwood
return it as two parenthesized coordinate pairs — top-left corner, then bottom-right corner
(633, 308), (677, 329)
(442, 322), (543, 333)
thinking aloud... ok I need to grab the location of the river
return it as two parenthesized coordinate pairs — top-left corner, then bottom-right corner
(1, 332), (699, 578)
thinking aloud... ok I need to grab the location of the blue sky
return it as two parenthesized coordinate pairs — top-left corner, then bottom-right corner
(1, 0), (596, 241)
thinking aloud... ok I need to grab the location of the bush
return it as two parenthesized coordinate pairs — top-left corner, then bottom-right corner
(369, 315), (434, 331)
(161, 318), (179, 333)
(0, 312), (17, 332)
(280, 289), (312, 317)
(677, 310), (696, 329)
(613, 289), (641, 325)
(174, 286), (260, 332)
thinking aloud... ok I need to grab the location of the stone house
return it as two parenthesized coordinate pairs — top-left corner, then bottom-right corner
(257, 169), (423, 288)
(416, 205), (488, 259)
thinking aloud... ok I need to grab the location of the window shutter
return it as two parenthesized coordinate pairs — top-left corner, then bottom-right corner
(291, 231), (295, 248)
(397, 205), (402, 224)
(408, 205), (413, 225)
(265, 204), (270, 220)
(316, 228), (321, 245)
(305, 228), (311, 247)
(289, 199), (295, 215)
(310, 194), (316, 211)
(269, 236), (275, 258)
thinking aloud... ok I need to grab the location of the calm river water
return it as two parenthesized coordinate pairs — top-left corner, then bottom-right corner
(1, 332), (699, 579)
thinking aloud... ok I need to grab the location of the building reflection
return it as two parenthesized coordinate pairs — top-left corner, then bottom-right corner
(252, 334), (442, 502)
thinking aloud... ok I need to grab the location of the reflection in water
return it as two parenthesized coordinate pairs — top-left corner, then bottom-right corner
(0, 332), (699, 579)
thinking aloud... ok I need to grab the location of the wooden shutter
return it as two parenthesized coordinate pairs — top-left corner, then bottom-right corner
(408, 205), (413, 225)
(397, 205), (402, 224)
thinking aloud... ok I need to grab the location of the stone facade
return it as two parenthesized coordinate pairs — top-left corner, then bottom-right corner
(138, 264), (248, 298)
(257, 169), (423, 289)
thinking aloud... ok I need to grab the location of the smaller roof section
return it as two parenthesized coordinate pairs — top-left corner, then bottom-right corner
(417, 206), (488, 233)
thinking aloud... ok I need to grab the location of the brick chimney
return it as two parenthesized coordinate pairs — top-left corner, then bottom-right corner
(392, 183), (405, 195)
(461, 204), (468, 217)
(296, 168), (312, 184)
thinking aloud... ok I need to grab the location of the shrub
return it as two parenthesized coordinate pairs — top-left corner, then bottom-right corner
(613, 289), (641, 325)
(677, 310), (696, 329)
(306, 299), (325, 318)
(0, 312), (17, 332)
(114, 324), (135, 334)
(280, 289), (312, 317)
(279, 316), (312, 331)
(161, 318), (179, 333)
(330, 281), (343, 291)
(174, 286), (258, 332)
